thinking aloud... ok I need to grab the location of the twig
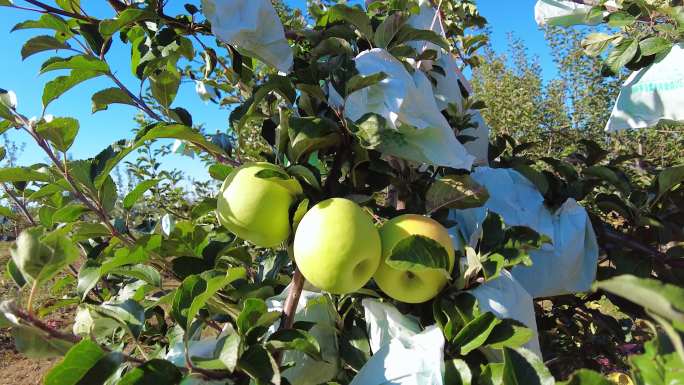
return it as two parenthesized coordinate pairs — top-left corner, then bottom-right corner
(26, 280), (39, 313)
(1, 182), (37, 226)
(106, 73), (164, 122)
(602, 227), (679, 266)
(280, 268), (305, 330)
(22, 0), (95, 21)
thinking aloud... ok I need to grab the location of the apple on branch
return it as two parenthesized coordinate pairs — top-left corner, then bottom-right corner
(293, 198), (382, 295)
(374, 214), (457, 303)
(216, 162), (302, 248)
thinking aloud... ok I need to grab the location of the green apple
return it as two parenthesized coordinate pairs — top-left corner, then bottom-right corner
(294, 198), (381, 294)
(216, 162), (302, 248)
(374, 214), (456, 303)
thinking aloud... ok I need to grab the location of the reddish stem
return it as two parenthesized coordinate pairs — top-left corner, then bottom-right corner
(281, 268), (305, 330)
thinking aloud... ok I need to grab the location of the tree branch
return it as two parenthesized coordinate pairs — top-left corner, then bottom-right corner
(602, 227), (681, 267)
(1, 183), (37, 226)
(22, 0), (95, 22)
(280, 268), (305, 330)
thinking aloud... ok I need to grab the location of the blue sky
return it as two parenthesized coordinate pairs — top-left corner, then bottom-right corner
(0, 0), (555, 182)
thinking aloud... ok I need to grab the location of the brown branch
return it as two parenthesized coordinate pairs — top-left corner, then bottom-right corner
(602, 227), (680, 266)
(280, 268), (305, 330)
(1, 183), (37, 226)
(22, 0), (95, 22)
(106, 73), (163, 122)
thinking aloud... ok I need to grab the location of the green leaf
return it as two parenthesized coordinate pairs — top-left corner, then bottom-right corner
(558, 369), (616, 385)
(28, 182), (67, 201)
(12, 14), (71, 36)
(444, 358), (472, 385)
(310, 37), (353, 59)
(484, 319), (534, 350)
(327, 4), (373, 39)
(502, 347), (555, 385)
(513, 165), (549, 196)
(70, 222), (110, 241)
(171, 275), (206, 330)
(656, 165), (684, 198)
(425, 174), (489, 213)
(595, 275), (684, 324)
(172, 269), (245, 331)
(237, 345), (281, 385)
(118, 359), (183, 385)
(109, 264), (161, 287)
(11, 228), (79, 284)
(89, 300), (145, 338)
(35, 117), (79, 152)
(150, 65), (181, 108)
(393, 25), (450, 51)
(630, 330), (684, 383)
(217, 333), (240, 372)
(583, 165), (627, 191)
(481, 253), (505, 281)
(581, 33), (617, 57)
(374, 12), (406, 48)
(55, 0), (80, 13)
(208, 164), (233, 181)
(287, 116), (341, 162)
(346, 72), (388, 95)
(44, 339), (123, 385)
(607, 11), (637, 27)
(12, 325), (74, 358)
(267, 328), (322, 361)
(21, 35), (71, 60)
(479, 363), (504, 385)
(0, 167), (51, 182)
(639, 36), (673, 56)
(287, 165), (321, 191)
(52, 203), (88, 222)
(0, 204), (14, 218)
(77, 236), (160, 299)
(99, 9), (151, 37)
(254, 169), (290, 180)
(386, 234), (451, 273)
(292, 198), (309, 233)
(605, 38), (638, 75)
(124, 179), (159, 209)
(91, 87), (136, 112)
(237, 298), (268, 335)
(185, 269), (245, 330)
(43, 70), (101, 108)
(452, 312), (501, 354)
(40, 55), (109, 74)
(339, 324), (371, 371)
(190, 197), (217, 219)
(7, 258), (27, 288)
(231, 76), (295, 134)
(76, 20), (109, 56)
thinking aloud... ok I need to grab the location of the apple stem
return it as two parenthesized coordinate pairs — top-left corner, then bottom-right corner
(281, 267), (305, 330)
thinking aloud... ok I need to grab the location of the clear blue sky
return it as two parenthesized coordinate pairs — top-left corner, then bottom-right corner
(0, 0), (555, 182)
